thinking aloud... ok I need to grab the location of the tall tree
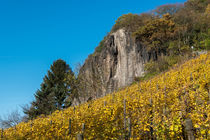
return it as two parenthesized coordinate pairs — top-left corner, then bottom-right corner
(46, 59), (73, 109)
(24, 59), (75, 119)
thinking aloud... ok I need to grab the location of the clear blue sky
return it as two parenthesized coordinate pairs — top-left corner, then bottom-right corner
(0, 0), (186, 116)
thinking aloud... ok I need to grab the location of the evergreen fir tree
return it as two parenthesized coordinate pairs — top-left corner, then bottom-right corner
(24, 59), (75, 119)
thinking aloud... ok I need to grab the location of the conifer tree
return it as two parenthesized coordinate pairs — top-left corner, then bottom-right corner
(24, 59), (75, 119)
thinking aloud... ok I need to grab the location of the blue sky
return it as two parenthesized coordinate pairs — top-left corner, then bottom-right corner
(0, 0), (186, 116)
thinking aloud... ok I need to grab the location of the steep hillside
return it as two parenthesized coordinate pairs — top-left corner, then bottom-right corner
(74, 0), (210, 104)
(1, 52), (209, 139)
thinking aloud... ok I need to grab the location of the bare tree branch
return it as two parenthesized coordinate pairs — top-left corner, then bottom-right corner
(0, 110), (23, 129)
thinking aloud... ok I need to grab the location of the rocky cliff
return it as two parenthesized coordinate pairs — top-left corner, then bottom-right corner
(73, 29), (157, 105)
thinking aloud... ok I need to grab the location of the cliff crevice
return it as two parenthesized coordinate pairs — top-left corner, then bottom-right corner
(74, 29), (156, 105)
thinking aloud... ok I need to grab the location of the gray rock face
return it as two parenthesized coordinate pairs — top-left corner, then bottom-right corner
(74, 29), (156, 105)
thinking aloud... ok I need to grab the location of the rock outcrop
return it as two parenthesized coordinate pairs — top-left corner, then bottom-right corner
(73, 29), (157, 105)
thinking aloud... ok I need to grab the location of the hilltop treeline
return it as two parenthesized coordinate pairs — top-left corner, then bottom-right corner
(112, 0), (210, 54)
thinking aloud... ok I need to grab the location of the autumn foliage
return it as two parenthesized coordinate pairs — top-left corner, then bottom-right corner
(0, 52), (209, 139)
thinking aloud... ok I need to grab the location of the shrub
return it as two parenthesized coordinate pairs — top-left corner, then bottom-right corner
(112, 13), (143, 32)
(145, 55), (187, 74)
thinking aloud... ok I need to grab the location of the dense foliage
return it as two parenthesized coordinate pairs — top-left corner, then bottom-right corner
(1, 53), (209, 139)
(112, 13), (147, 32)
(133, 13), (175, 55)
(98, 0), (210, 55)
